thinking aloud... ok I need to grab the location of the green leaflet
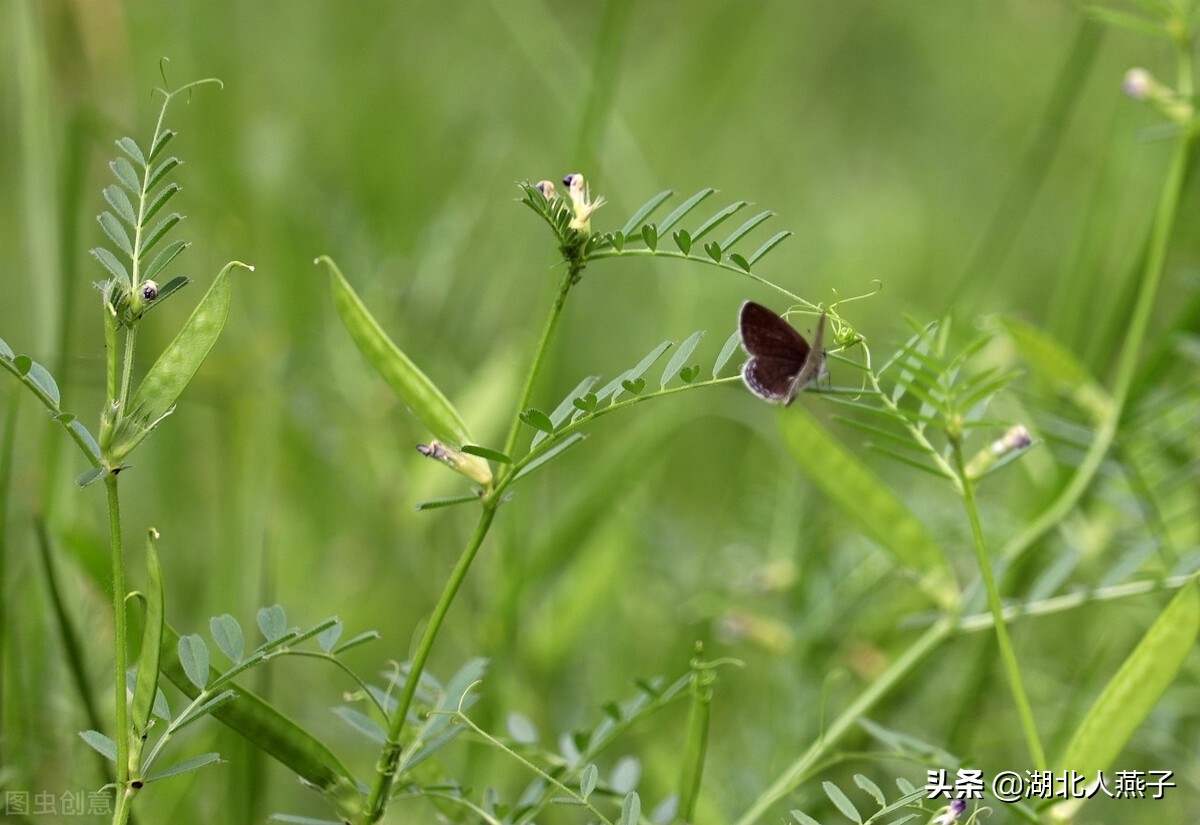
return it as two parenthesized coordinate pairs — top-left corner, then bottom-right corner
(780, 406), (948, 595)
(158, 622), (361, 818)
(321, 256), (472, 447)
(109, 262), (248, 463)
(1055, 582), (1200, 781)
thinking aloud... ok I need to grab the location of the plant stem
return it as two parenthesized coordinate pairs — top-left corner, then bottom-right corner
(733, 619), (955, 825)
(116, 326), (138, 423)
(499, 266), (578, 466)
(954, 442), (1046, 771)
(363, 503), (497, 823)
(999, 55), (1195, 570)
(105, 473), (132, 825)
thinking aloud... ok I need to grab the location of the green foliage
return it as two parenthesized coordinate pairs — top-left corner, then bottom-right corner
(322, 255), (474, 448)
(7, 5), (1200, 825)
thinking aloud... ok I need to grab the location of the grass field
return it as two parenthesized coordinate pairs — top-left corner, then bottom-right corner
(2, 2), (1199, 824)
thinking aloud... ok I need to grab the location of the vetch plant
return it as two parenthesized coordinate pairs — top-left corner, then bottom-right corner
(3, 75), (253, 825)
(7, 4), (1200, 821)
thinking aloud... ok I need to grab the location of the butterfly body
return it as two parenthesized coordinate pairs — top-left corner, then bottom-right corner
(738, 301), (827, 405)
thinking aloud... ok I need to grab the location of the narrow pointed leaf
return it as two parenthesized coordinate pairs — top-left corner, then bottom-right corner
(116, 136), (145, 165)
(323, 256), (472, 446)
(658, 188), (716, 234)
(333, 707), (387, 743)
(823, 782), (862, 823)
(791, 810), (822, 825)
(80, 730), (118, 762)
(854, 774), (885, 805)
(143, 181), (181, 225)
(103, 184), (136, 225)
(721, 210), (773, 250)
(691, 200), (747, 242)
(713, 330), (742, 377)
(461, 444), (512, 464)
(140, 211), (183, 257)
(110, 157), (140, 192)
(149, 128), (175, 162)
(781, 407), (945, 578)
(1057, 582), (1200, 778)
(144, 239), (189, 283)
(144, 752), (222, 784)
(147, 156), (181, 192)
(98, 211), (133, 256)
(661, 330), (705, 387)
(747, 230), (792, 265)
(75, 467), (108, 488)
(620, 189), (673, 237)
(91, 247), (130, 282)
(69, 421), (100, 461)
(415, 494), (480, 511)
(514, 433), (586, 480)
(332, 629), (381, 654)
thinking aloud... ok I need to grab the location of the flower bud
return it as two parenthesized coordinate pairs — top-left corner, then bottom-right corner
(534, 179), (557, 199)
(964, 424), (1033, 480)
(1122, 68), (1153, 100)
(932, 799), (966, 825)
(140, 280), (160, 302)
(415, 440), (494, 489)
(1121, 67), (1194, 123)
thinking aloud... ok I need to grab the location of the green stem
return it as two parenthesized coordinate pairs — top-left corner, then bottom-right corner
(954, 442), (1046, 771)
(450, 708), (614, 825)
(105, 473), (133, 825)
(115, 326), (138, 425)
(363, 504), (497, 822)
(499, 267), (578, 467)
(732, 619), (955, 825)
(587, 248), (804, 304)
(1000, 62), (1194, 569)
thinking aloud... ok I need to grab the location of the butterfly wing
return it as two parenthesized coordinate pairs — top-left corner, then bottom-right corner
(739, 301), (811, 359)
(738, 302), (826, 405)
(739, 301), (809, 403)
(743, 354), (805, 403)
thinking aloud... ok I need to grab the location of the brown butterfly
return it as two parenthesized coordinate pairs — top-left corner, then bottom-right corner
(738, 301), (827, 404)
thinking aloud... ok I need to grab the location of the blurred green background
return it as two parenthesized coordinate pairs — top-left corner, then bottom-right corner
(3, 1), (1198, 822)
